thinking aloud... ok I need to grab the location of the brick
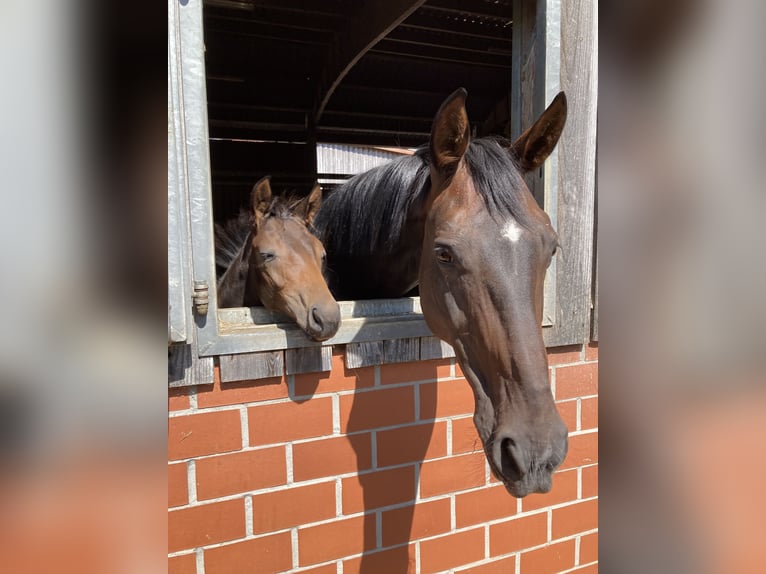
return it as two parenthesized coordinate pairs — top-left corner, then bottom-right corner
(197, 372), (287, 408)
(295, 350), (374, 396)
(582, 465), (598, 498)
(581, 397), (598, 430)
(168, 499), (245, 553)
(298, 515), (376, 566)
(299, 564), (339, 574)
(420, 452), (486, 498)
(456, 555), (516, 574)
(381, 498), (452, 546)
(168, 410), (242, 461)
(344, 544), (417, 574)
(204, 531), (292, 574)
(560, 432), (598, 470)
(547, 345), (583, 365)
(489, 512), (548, 556)
(169, 388), (191, 411)
(420, 528), (485, 574)
(342, 465), (416, 514)
(579, 532), (598, 564)
(293, 434), (372, 482)
(251, 481), (336, 534)
(168, 553), (196, 574)
(380, 359), (452, 385)
(340, 386), (415, 433)
(168, 462), (188, 508)
(248, 398), (333, 446)
(571, 565), (598, 574)
(521, 469), (579, 512)
(376, 421), (447, 467)
(195, 447), (286, 500)
(552, 499), (598, 539)
(519, 539), (576, 574)
(585, 342), (598, 361)
(419, 379), (474, 420)
(452, 416), (482, 455)
(455, 484), (517, 528)
(557, 400), (578, 432)
(556, 363), (598, 400)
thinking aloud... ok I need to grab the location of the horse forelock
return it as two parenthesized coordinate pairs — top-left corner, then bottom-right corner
(463, 137), (536, 229)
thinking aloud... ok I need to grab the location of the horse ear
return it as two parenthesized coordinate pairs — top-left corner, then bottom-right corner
(510, 92), (567, 172)
(251, 176), (272, 227)
(430, 88), (471, 173)
(294, 182), (322, 226)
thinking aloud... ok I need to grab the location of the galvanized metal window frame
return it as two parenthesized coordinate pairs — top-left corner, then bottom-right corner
(168, 0), (594, 356)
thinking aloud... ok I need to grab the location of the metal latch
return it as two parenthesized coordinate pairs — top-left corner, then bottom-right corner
(192, 280), (209, 316)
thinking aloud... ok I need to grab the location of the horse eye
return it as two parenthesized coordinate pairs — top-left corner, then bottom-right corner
(260, 252), (275, 263)
(435, 246), (454, 264)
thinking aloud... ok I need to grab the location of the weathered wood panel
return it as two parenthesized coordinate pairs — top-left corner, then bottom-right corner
(219, 350), (284, 382)
(543, 0), (597, 348)
(168, 343), (215, 387)
(419, 336), (456, 360)
(592, 250), (599, 341)
(285, 346), (333, 375)
(382, 337), (420, 364)
(345, 341), (384, 369)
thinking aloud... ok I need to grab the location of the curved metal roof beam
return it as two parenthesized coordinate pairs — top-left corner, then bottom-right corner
(315, 0), (427, 122)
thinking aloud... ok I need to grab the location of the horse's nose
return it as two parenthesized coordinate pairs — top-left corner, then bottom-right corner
(491, 423), (568, 497)
(307, 303), (340, 341)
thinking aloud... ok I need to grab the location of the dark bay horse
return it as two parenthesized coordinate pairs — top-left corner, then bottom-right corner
(216, 176), (340, 341)
(315, 89), (569, 496)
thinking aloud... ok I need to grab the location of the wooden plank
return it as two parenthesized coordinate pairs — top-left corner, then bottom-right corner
(219, 350), (284, 382)
(383, 337), (421, 364)
(512, 0), (558, 327)
(592, 249), (598, 341)
(345, 341), (384, 369)
(591, 176), (599, 341)
(168, 343), (215, 388)
(419, 336), (456, 360)
(285, 346), (333, 375)
(543, 0), (597, 348)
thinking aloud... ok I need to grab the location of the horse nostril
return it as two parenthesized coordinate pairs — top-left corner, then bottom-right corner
(500, 438), (527, 483)
(310, 306), (324, 332)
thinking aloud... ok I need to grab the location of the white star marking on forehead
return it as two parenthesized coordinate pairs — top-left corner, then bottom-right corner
(502, 219), (523, 243)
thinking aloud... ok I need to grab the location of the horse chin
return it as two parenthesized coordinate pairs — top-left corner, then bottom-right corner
(492, 456), (555, 498)
(305, 330), (333, 343)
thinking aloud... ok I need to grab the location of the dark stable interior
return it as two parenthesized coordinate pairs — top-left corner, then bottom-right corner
(202, 0), (515, 223)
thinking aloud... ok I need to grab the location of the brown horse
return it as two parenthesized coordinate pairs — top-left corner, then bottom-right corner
(216, 176), (340, 342)
(315, 90), (568, 496)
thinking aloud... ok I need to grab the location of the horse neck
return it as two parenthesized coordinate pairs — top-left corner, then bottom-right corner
(239, 235), (263, 307)
(216, 231), (262, 308)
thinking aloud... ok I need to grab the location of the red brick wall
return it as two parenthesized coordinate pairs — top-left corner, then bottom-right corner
(169, 343), (598, 573)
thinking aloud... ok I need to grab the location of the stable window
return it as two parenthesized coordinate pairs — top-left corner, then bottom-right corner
(168, 0), (596, 381)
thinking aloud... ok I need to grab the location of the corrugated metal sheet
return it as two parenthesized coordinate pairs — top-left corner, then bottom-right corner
(317, 144), (413, 182)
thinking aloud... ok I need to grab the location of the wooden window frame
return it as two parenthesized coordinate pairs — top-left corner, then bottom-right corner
(167, 0), (597, 367)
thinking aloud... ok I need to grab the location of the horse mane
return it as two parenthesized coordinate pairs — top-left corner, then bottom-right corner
(314, 150), (430, 257)
(314, 137), (534, 258)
